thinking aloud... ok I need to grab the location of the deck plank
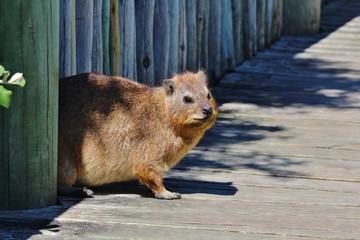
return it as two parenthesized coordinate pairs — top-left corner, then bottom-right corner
(1, 0), (360, 239)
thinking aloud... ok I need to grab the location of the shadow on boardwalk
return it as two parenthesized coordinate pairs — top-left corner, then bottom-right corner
(179, 0), (360, 179)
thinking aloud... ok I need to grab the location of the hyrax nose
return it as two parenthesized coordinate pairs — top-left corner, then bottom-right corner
(202, 105), (213, 117)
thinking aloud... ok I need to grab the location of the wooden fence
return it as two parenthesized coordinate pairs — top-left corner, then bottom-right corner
(60, 0), (285, 86)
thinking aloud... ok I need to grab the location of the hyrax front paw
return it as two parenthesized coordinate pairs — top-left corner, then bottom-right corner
(155, 188), (181, 200)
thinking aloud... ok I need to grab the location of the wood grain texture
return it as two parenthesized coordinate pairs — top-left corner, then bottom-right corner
(153, 0), (170, 84)
(283, 0), (321, 36)
(196, 0), (209, 71)
(243, 0), (257, 58)
(119, 0), (137, 80)
(208, 0), (222, 83)
(256, 0), (266, 51)
(109, 0), (120, 75)
(0, 0), (59, 210)
(271, 0), (283, 41)
(135, 0), (155, 84)
(221, 0), (235, 73)
(75, 0), (93, 74)
(185, 1), (197, 72)
(178, 0), (187, 73)
(265, 0), (274, 47)
(60, 0), (76, 78)
(92, 0), (103, 73)
(102, 0), (111, 75)
(231, 0), (244, 65)
(167, 0), (180, 76)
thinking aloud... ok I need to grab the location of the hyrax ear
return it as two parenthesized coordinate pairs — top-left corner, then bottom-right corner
(163, 79), (175, 96)
(196, 70), (208, 83)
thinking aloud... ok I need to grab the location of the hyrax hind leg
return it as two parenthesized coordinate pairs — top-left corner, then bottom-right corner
(135, 167), (181, 200)
(57, 136), (94, 198)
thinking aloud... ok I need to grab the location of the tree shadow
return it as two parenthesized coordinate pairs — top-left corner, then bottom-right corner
(0, 198), (82, 239)
(178, 1), (360, 180)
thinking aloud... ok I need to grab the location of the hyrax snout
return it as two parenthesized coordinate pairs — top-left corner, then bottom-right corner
(58, 71), (218, 199)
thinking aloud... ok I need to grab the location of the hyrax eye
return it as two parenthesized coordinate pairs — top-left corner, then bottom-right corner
(183, 96), (194, 104)
(207, 93), (212, 100)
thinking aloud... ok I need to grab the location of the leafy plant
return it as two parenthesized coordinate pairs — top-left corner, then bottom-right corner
(0, 65), (26, 108)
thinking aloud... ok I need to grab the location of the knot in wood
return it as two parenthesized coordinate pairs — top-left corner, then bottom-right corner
(143, 56), (151, 68)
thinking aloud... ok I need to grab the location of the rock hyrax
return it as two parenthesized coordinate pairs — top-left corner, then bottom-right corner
(58, 71), (218, 199)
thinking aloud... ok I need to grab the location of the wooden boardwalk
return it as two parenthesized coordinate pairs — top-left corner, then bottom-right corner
(1, 1), (360, 239)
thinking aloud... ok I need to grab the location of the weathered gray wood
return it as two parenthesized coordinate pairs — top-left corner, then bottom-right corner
(59, 0), (76, 78)
(231, 0), (244, 65)
(167, 0), (180, 76)
(178, 0), (187, 73)
(243, 0), (257, 58)
(185, 1), (197, 72)
(196, 0), (209, 71)
(75, 0), (93, 74)
(271, 0), (283, 41)
(153, 0), (170, 85)
(119, 0), (137, 80)
(110, 0), (120, 75)
(283, 0), (321, 36)
(102, 0), (111, 75)
(208, 0), (222, 83)
(220, 0), (235, 74)
(265, 0), (274, 46)
(135, 0), (155, 85)
(92, 0), (103, 73)
(0, 0), (59, 210)
(256, 0), (266, 51)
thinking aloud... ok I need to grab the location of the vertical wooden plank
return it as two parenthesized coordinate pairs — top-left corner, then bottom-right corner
(48, 0), (60, 206)
(102, 0), (111, 75)
(0, 0), (21, 210)
(153, 0), (170, 85)
(119, 0), (137, 80)
(71, 2), (77, 76)
(0, 0), (27, 211)
(76, 0), (94, 74)
(221, 0), (235, 73)
(135, 0), (155, 85)
(208, 0), (221, 84)
(178, 0), (187, 73)
(243, 0), (257, 59)
(265, 0), (274, 47)
(60, 0), (76, 78)
(283, 0), (321, 36)
(196, 0), (209, 71)
(271, 0), (283, 41)
(0, 100), (9, 209)
(167, 0), (180, 76)
(0, 0), (59, 210)
(185, 1), (197, 72)
(92, 0), (103, 73)
(110, 0), (120, 75)
(257, 0), (266, 51)
(231, 0), (244, 65)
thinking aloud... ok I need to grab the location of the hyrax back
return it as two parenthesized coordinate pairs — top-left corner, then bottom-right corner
(58, 71), (218, 199)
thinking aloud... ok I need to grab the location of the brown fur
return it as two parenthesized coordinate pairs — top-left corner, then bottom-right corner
(58, 71), (218, 199)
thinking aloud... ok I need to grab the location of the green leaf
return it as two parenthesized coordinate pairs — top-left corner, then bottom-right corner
(0, 85), (13, 108)
(8, 73), (26, 87)
(0, 66), (11, 84)
(0, 65), (5, 75)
